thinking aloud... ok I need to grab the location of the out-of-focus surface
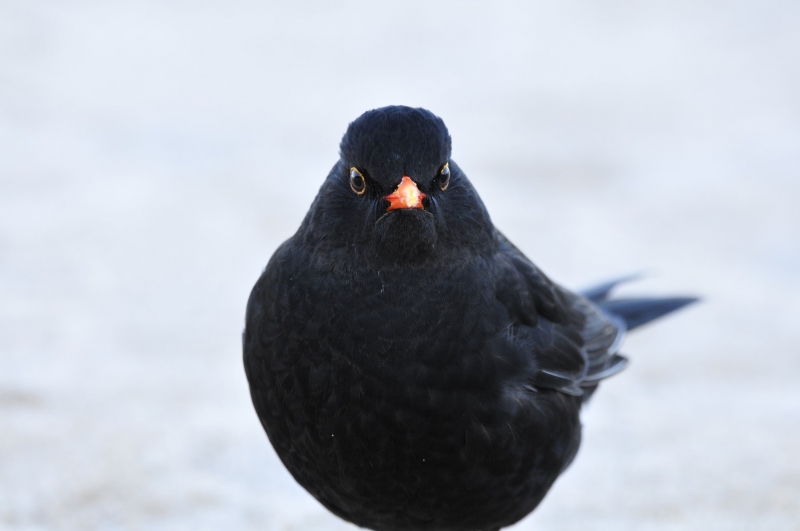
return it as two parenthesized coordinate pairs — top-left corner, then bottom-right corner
(1, 1), (799, 529)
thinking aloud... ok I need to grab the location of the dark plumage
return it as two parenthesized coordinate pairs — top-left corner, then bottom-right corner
(243, 106), (696, 531)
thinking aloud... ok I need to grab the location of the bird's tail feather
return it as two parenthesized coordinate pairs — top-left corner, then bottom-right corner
(580, 275), (698, 331)
(598, 297), (698, 331)
(580, 274), (642, 303)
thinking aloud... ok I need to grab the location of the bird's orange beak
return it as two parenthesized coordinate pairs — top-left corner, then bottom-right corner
(385, 176), (426, 211)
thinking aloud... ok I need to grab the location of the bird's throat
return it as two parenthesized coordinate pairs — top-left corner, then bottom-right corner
(373, 209), (437, 264)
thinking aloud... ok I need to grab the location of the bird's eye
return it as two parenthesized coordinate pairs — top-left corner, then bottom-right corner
(438, 163), (450, 191)
(350, 167), (366, 195)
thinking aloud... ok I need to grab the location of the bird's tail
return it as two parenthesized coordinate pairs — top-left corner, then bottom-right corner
(580, 275), (698, 331)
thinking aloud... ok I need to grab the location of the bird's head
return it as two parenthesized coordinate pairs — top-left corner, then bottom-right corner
(301, 106), (495, 267)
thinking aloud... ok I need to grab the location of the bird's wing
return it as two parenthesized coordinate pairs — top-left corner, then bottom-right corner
(495, 233), (627, 397)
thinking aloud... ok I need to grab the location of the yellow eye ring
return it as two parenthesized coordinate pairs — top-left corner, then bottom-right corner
(439, 163), (450, 191)
(350, 167), (366, 195)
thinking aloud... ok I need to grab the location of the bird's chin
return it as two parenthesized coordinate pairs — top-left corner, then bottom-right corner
(373, 209), (437, 265)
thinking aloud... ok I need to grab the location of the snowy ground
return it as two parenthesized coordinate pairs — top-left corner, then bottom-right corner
(1, 1), (799, 530)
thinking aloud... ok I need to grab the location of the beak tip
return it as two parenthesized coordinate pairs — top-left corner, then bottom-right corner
(385, 176), (425, 211)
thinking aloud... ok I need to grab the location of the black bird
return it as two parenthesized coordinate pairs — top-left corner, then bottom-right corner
(244, 106), (695, 531)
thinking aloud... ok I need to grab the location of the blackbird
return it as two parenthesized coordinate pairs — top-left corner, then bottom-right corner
(243, 106), (695, 531)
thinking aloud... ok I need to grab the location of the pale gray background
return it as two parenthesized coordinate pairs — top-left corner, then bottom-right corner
(1, 1), (799, 530)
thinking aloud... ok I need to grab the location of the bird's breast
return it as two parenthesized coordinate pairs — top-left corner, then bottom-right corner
(245, 250), (582, 531)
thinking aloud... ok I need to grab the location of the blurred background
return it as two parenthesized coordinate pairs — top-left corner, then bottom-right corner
(1, 1), (799, 530)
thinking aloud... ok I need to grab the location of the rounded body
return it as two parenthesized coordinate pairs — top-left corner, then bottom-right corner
(244, 242), (582, 531)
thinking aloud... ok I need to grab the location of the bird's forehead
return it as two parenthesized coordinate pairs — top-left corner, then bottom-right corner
(340, 106), (451, 182)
